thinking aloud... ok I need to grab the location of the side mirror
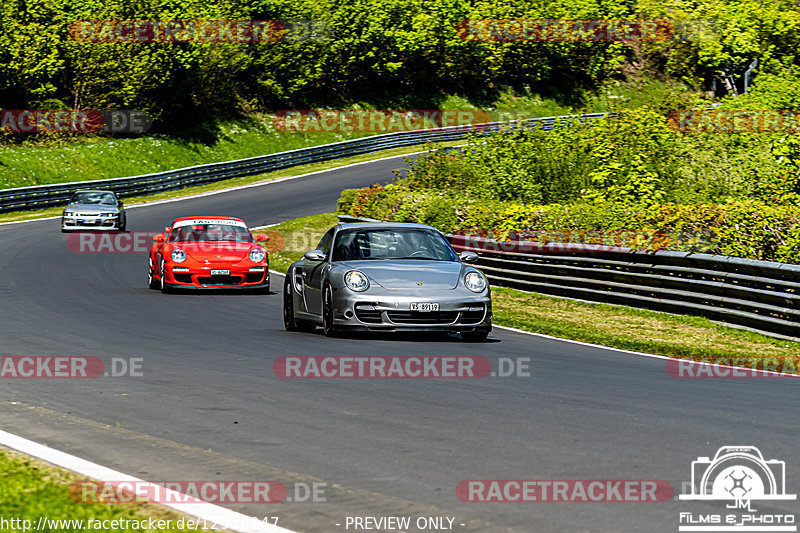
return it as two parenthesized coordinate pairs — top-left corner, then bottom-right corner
(118, 200), (124, 207)
(304, 250), (327, 261)
(459, 251), (479, 263)
(152, 234), (165, 243)
(255, 234), (269, 242)
(164, 226), (170, 233)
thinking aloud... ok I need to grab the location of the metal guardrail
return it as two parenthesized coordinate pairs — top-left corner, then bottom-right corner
(446, 234), (800, 339)
(336, 217), (800, 338)
(0, 112), (608, 213)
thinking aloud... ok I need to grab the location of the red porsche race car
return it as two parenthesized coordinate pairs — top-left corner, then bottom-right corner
(148, 216), (270, 293)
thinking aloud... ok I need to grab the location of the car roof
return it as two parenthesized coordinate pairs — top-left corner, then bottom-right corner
(335, 222), (438, 231)
(170, 215), (246, 224)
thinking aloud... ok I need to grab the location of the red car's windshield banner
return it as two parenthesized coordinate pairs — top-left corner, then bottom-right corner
(173, 219), (247, 227)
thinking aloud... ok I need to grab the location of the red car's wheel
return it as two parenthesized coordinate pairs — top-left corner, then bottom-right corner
(159, 262), (170, 294)
(148, 258), (159, 290)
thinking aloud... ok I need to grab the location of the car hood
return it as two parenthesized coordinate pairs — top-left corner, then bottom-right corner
(66, 203), (118, 213)
(172, 242), (257, 262)
(339, 260), (463, 289)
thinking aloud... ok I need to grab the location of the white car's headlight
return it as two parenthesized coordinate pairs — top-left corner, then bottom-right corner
(249, 247), (266, 263)
(345, 270), (369, 292)
(64, 211), (75, 217)
(464, 271), (486, 292)
(171, 248), (186, 263)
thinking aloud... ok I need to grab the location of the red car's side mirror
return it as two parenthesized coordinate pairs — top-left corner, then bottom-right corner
(152, 234), (165, 243)
(255, 234), (269, 242)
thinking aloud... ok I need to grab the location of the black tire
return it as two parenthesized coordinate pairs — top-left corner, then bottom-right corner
(148, 258), (160, 290)
(159, 262), (170, 294)
(118, 220), (126, 232)
(322, 283), (337, 337)
(284, 277), (299, 331)
(461, 328), (490, 342)
(284, 277), (314, 331)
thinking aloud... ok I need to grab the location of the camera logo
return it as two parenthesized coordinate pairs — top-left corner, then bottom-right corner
(678, 446), (796, 532)
(681, 447), (795, 501)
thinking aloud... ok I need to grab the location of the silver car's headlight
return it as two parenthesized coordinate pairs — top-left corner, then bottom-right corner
(171, 248), (186, 263)
(464, 271), (486, 292)
(64, 211), (75, 217)
(344, 270), (369, 292)
(249, 247), (266, 263)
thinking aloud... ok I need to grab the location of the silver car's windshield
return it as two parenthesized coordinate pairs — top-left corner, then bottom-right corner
(70, 192), (117, 205)
(332, 228), (458, 262)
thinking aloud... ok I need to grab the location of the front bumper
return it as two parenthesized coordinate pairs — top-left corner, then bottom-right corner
(329, 290), (492, 331)
(164, 280), (270, 291)
(163, 265), (270, 290)
(62, 215), (120, 229)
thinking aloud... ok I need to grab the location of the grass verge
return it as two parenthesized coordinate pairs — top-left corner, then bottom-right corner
(0, 118), (372, 189)
(257, 213), (800, 369)
(257, 212), (340, 274)
(0, 447), (221, 532)
(0, 142), (460, 225)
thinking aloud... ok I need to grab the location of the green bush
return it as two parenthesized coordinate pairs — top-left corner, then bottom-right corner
(4, 0), (800, 131)
(400, 108), (795, 207)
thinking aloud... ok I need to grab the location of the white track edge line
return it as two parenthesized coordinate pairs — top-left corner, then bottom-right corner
(268, 270), (799, 379)
(0, 429), (296, 533)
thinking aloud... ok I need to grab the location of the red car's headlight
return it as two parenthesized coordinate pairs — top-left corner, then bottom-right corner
(249, 247), (266, 263)
(170, 248), (187, 263)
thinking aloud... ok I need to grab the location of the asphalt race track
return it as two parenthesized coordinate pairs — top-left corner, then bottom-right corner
(0, 155), (797, 533)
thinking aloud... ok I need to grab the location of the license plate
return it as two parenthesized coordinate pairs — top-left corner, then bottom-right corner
(210, 269), (230, 275)
(410, 302), (439, 312)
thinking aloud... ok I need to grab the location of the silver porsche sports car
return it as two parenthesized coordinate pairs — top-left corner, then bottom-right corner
(61, 189), (126, 232)
(283, 222), (492, 341)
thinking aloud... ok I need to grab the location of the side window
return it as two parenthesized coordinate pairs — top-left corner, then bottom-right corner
(317, 228), (335, 256)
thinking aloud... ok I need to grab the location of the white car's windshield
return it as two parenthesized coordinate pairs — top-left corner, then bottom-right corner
(70, 192), (117, 205)
(332, 228), (458, 262)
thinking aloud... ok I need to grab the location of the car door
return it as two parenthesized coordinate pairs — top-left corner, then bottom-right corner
(302, 228), (334, 314)
(154, 226), (171, 276)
